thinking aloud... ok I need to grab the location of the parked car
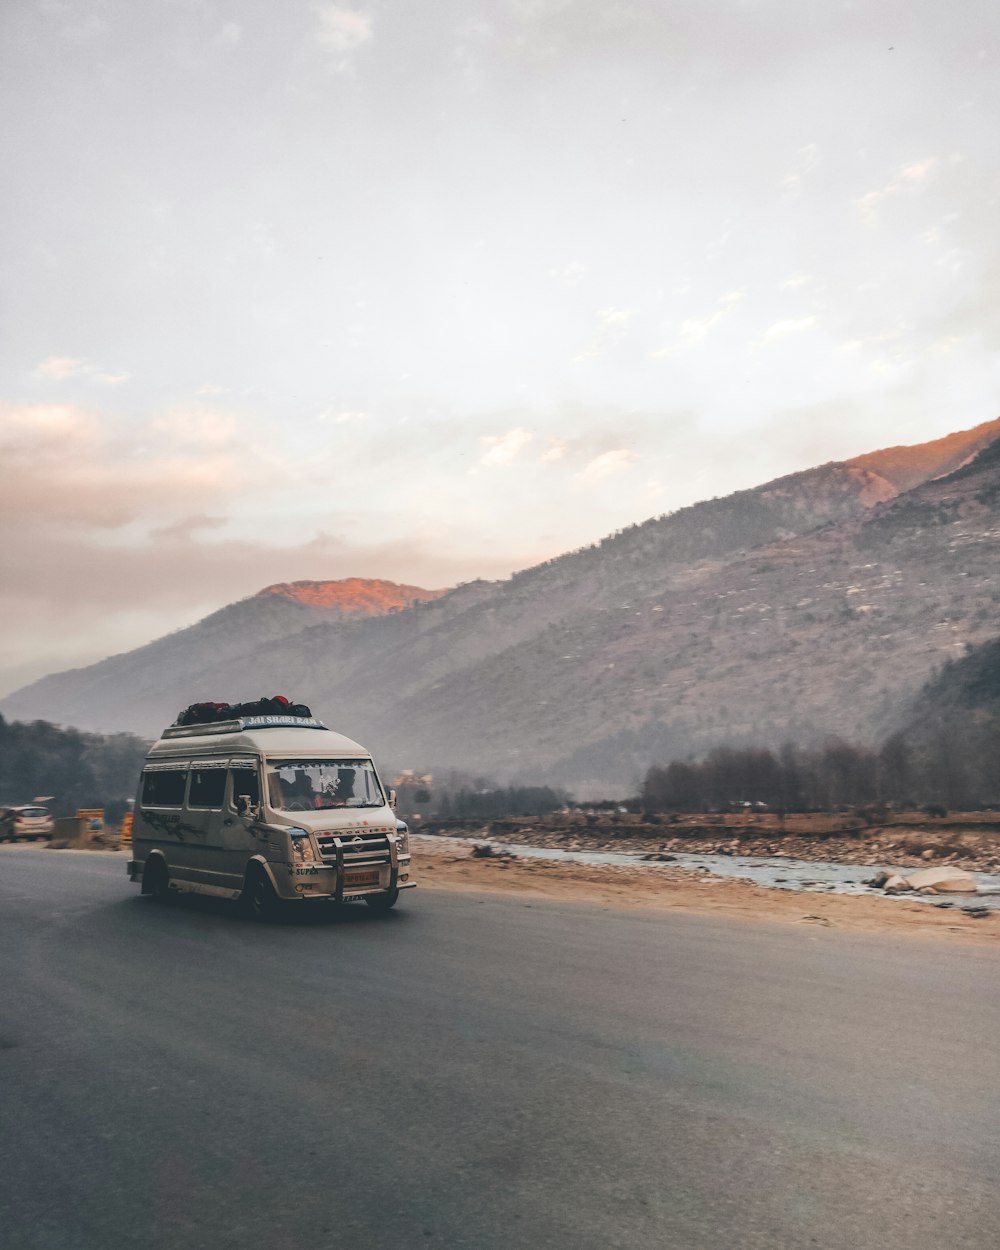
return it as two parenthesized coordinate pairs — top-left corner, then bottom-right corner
(0, 805), (55, 841)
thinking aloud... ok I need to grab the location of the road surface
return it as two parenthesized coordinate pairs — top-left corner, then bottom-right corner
(1, 850), (998, 1249)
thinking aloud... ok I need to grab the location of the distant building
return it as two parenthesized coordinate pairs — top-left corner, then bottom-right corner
(392, 770), (433, 789)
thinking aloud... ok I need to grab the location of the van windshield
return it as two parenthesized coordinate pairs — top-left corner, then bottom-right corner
(267, 759), (384, 811)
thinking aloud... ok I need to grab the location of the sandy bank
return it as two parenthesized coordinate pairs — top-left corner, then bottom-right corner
(412, 836), (1000, 947)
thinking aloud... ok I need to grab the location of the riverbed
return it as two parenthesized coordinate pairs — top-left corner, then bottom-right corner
(414, 834), (1000, 911)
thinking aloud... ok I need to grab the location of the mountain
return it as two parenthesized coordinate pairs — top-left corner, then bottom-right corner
(0, 580), (443, 737)
(844, 416), (1000, 493)
(4, 417), (1000, 790)
(255, 578), (444, 613)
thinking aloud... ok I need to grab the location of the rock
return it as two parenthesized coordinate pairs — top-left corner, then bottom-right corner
(878, 865), (978, 894)
(921, 848), (936, 861)
(471, 843), (510, 860)
(903, 865), (977, 894)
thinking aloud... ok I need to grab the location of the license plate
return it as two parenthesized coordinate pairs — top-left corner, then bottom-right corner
(344, 869), (380, 887)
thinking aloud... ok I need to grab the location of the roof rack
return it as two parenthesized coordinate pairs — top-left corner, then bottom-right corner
(162, 716), (329, 739)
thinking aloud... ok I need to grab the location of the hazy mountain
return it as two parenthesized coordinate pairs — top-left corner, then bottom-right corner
(4, 417), (1000, 791)
(0, 579), (442, 736)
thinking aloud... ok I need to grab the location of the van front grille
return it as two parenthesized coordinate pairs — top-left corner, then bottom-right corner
(316, 831), (390, 864)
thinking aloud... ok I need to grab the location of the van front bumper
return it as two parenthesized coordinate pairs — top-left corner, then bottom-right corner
(283, 859), (414, 901)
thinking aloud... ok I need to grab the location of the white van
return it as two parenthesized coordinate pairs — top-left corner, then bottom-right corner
(127, 711), (413, 917)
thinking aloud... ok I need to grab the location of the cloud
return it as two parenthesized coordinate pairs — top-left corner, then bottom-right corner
(0, 403), (103, 469)
(36, 356), (86, 379)
(540, 439), (567, 463)
(547, 259), (587, 287)
(757, 316), (818, 345)
(1, 402), (96, 443)
(149, 514), (228, 541)
(576, 449), (636, 484)
(858, 158), (937, 223)
(35, 356), (130, 386)
(574, 306), (637, 362)
(0, 403), (255, 531)
(151, 407), (240, 448)
(479, 427), (534, 466)
(600, 306), (633, 327)
(650, 291), (743, 356)
(780, 143), (821, 195)
(315, 4), (373, 56)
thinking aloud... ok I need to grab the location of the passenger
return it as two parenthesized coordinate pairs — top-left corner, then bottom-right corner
(331, 768), (356, 806)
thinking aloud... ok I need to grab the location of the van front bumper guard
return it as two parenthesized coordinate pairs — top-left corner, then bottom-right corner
(330, 834), (400, 904)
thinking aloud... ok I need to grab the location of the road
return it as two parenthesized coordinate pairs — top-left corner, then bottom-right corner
(1, 850), (998, 1250)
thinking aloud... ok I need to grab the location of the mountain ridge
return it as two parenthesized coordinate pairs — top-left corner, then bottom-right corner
(254, 578), (445, 613)
(4, 416), (1000, 790)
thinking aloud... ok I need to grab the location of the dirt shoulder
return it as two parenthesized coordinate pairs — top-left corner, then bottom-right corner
(412, 837), (1000, 947)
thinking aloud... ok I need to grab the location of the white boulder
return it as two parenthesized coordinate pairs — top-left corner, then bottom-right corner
(880, 865), (978, 894)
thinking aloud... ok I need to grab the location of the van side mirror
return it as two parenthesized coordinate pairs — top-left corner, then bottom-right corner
(237, 795), (260, 821)
(388, 789), (397, 809)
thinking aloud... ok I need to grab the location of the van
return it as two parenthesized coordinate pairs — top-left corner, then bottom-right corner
(127, 709), (413, 917)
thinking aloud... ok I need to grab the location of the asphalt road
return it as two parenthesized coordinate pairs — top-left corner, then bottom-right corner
(1, 850), (998, 1250)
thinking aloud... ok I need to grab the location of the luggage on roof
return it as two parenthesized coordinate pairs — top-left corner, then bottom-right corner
(174, 696), (313, 726)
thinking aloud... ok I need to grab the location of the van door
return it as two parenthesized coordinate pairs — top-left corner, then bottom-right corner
(183, 759), (230, 886)
(220, 757), (264, 888)
(136, 760), (190, 871)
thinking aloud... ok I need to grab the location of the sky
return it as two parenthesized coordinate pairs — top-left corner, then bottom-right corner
(1, 0), (999, 696)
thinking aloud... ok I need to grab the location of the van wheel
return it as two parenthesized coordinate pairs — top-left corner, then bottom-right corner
(144, 858), (170, 902)
(241, 868), (279, 921)
(365, 888), (400, 913)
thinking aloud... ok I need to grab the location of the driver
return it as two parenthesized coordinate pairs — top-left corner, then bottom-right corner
(281, 771), (318, 810)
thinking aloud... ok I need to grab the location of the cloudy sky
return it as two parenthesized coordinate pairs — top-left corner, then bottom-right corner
(2, 0), (999, 695)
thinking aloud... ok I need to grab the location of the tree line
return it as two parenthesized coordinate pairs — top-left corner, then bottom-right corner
(434, 784), (568, 821)
(0, 716), (149, 820)
(641, 728), (1000, 814)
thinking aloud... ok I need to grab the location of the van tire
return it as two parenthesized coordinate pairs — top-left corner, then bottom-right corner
(144, 857), (170, 902)
(364, 888), (399, 913)
(241, 867), (279, 921)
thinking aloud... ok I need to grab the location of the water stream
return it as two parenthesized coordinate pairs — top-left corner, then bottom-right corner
(414, 835), (1000, 911)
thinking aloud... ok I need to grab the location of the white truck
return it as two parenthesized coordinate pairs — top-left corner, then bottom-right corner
(127, 710), (413, 918)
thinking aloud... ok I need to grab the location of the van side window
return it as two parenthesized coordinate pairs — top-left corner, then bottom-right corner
(141, 770), (187, 807)
(230, 767), (260, 806)
(189, 767), (227, 809)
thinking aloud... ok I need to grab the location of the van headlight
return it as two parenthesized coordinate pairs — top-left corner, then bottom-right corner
(395, 829), (409, 857)
(289, 828), (315, 863)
